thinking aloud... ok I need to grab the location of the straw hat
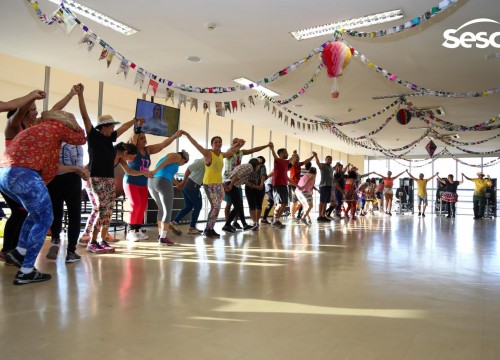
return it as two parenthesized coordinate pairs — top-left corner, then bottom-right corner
(41, 110), (79, 131)
(96, 115), (121, 128)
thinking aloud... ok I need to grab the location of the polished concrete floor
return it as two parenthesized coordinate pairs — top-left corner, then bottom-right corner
(1, 214), (499, 360)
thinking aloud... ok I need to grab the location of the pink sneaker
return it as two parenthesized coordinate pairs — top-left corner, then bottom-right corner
(99, 240), (115, 253)
(159, 237), (175, 246)
(86, 242), (106, 254)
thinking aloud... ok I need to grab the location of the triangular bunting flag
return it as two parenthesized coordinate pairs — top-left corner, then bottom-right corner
(231, 101), (238, 112)
(248, 95), (255, 106)
(178, 94), (187, 109)
(224, 102), (231, 113)
(239, 99), (246, 111)
(165, 88), (175, 105)
(99, 48), (108, 61)
(147, 79), (159, 96)
(203, 101), (210, 113)
(215, 102), (225, 117)
(285, 115), (288, 125)
(272, 106), (277, 116)
(106, 51), (114, 68)
(79, 34), (95, 51)
(134, 69), (145, 89)
(278, 111), (283, 120)
(116, 58), (130, 78)
(190, 98), (198, 112)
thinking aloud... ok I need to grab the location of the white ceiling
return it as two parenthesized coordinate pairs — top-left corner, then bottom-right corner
(1, 0), (499, 156)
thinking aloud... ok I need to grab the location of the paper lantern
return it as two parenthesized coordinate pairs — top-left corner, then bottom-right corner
(425, 140), (437, 157)
(396, 109), (412, 125)
(321, 42), (352, 99)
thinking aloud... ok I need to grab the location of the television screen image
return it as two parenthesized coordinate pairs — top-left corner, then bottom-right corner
(135, 99), (180, 137)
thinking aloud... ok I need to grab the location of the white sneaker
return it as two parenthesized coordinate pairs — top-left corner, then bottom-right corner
(126, 230), (140, 242)
(138, 229), (149, 240)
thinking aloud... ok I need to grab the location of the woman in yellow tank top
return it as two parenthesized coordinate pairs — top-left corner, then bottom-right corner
(182, 131), (243, 237)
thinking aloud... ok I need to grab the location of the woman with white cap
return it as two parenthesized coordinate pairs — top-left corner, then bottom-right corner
(76, 84), (145, 254)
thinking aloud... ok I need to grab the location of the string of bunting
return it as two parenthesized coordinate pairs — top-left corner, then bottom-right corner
(26, 0), (336, 94)
(393, 149), (500, 168)
(435, 130), (500, 145)
(274, 63), (324, 105)
(27, 0), (492, 102)
(341, 0), (459, 38)
(347, 45), (500, 98)
(416, 113), (500, 132)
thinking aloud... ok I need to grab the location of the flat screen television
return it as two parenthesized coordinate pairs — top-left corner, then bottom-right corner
(135, 99), (180, 137)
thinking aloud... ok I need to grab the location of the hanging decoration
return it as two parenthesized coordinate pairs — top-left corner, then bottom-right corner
(425, 140), (437, 157)
(342, 0), (459, 38)
(416, 112), (500, 132)
(26, 0), (499, 101)
(396, 109), (412, 125)
(320, 41), (352, 98)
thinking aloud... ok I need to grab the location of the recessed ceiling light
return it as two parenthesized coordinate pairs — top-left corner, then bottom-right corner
(290, 9), (404, 40)
(293, 104), (304, 108)
(233, 77), (280, 97)
(48, 0), (138, 35)
(186, 56), (202, 62)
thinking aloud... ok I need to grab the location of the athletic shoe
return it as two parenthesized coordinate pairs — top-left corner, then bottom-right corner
(251, 224), (259, 231)
(290, 218), (299, 223)
(5, 249), (24, 268)
(159, 237), (175, 246)
(209, 229), (220, 237)
(232, 222), (242, 230)
(13, 268), (51, 285)
(422, 213), (426, 217)
(169, 223), (183, 235)
(418, 212), (422, 216)
(139, 228), (149, 240)
(301, 218), (310, 225)
(86, 242), (106, 254)
(242, 224), (254, 231)
(187, 227), (203, 235)
(126, 230), (141, 242)
(46, 241), (60, 260)
(260, 219), (271, 225)
(99, 240), (115, 253)
(222, 225), (236, 233)
(65, 251), (81, 263)
(272, 220), (284, 228)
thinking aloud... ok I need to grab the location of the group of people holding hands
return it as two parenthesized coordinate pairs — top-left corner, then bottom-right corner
(0, 87), (495, 285)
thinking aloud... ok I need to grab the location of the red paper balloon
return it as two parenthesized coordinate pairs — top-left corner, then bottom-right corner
(321, 42), (352, 78)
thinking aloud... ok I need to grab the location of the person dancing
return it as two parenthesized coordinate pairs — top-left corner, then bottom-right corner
(183, 131), (243, 237)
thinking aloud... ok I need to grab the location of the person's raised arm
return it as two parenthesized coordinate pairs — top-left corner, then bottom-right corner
(224, 138), (245, 159)
(116, 117), (144, 139)
(303, 152), (316, 165)
(51, 85), (79, 111)
(147, 129), (183, 155)
(314, 152), (323, 169)
(373, 172), (384, 178)
(461, 172), (472, 181)
(0, 90), (45, 113)
(427, 172), (439, 181)
(182, 131), (211, 163)
(77, 84), (93, 133)
(392, 171), (406, 180)
(436, 175), (446, 185)
(269, 142), (278, 161)
(406, 170), (418, 181)
(4, 90), (46, 139)
(241, 141), (271, 155)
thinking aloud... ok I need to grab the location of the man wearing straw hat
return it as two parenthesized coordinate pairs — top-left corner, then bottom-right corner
(462, 171), (493, 219)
